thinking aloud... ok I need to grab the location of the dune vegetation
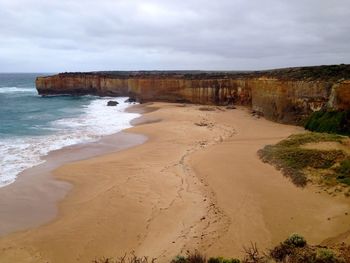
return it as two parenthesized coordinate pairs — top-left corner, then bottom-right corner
(258, 133), (350, 196)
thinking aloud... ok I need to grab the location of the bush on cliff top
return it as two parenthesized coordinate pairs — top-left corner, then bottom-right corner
(263, 64), (350, 81)
(305, 110), (350, 136)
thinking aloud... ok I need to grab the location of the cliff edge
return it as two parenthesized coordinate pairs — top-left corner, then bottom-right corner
(36, 64), (350, 124)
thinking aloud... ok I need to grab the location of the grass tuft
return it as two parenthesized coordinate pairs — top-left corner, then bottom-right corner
(335, 159), (350, 185)
(92, 252), (155, 263)
(171, 251), (206, 263)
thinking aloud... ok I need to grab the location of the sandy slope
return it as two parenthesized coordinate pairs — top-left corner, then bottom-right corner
(0, 103), (349, 263)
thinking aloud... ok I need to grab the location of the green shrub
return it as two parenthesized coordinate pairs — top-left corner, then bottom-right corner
(270, 234), (318, 262)
(172, 252), (207, 263)
(270, 242), (294, 261)
(305, 110), (350, 135)
(224, 259), (240, 263)
(208, 257), (240, 263)
(316, 248), (338, 263)
(335, 159), (350, 185)
(285, 233), (307, 248)
(172, 255), (187, 263)
(208, 257), (222, 263)
(186, 251), (206, 263)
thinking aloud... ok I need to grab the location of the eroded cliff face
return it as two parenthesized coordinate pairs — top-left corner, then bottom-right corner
(36, 74), (253, 105)
(36, 66), (350, 124)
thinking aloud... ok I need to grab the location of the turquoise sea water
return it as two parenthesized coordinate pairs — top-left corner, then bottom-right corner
(0, 73), (139, 187)
(0, 73), (94, 137)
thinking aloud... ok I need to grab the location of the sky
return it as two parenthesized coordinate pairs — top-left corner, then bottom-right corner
(0, 0), (349, 72)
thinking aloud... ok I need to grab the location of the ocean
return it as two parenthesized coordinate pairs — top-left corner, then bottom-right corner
(0, 73), (139, 187)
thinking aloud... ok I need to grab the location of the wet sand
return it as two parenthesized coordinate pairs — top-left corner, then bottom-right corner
(0, 132), (146, 237)
(0, 103), (349, 263)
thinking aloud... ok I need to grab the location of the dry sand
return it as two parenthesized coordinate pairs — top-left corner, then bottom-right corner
(0, 102), (349, 262)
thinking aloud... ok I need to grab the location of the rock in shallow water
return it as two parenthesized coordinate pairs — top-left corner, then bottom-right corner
(124, 97), (136, 103)
(107, 101), (118, 106)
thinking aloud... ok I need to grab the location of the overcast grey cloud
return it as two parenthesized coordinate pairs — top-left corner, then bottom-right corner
(0, 0), (349, 72)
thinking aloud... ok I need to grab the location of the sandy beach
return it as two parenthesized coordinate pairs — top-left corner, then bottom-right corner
(0, 102), (349, 263)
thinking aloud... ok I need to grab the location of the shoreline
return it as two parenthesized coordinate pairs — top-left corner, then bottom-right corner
(0, 103), (349, 262)
(0, 104), (148, 237)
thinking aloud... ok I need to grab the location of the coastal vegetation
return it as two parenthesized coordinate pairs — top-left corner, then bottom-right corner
(93, 234), (350, 263)
(262, 64), (350, 81)
(54, 64), (350, 81)
(258, 133), (350, 194)
(305, 110), (350, 135)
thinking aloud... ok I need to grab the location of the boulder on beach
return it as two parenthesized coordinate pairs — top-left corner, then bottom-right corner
(107, 101), (119, 106)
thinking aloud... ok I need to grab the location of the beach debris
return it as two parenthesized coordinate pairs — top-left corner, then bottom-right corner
(199, 106), (216, 111)
(107, 100), (119, 106)
(226, 105), (236, 110)
(195, 121), (209, 127)
(195, 119), (214, 128)
(216, 106), (226, 111)
(199, 141), (207, 147)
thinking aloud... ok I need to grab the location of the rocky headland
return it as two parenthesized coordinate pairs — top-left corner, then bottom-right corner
(36, 64), (350, 124)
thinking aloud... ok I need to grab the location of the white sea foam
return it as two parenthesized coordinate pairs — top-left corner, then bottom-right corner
(0, 87), (36, 93)
(0, 97), (140, 187)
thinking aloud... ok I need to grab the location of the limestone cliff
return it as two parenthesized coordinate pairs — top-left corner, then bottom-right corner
(36, 65), (350, 124)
